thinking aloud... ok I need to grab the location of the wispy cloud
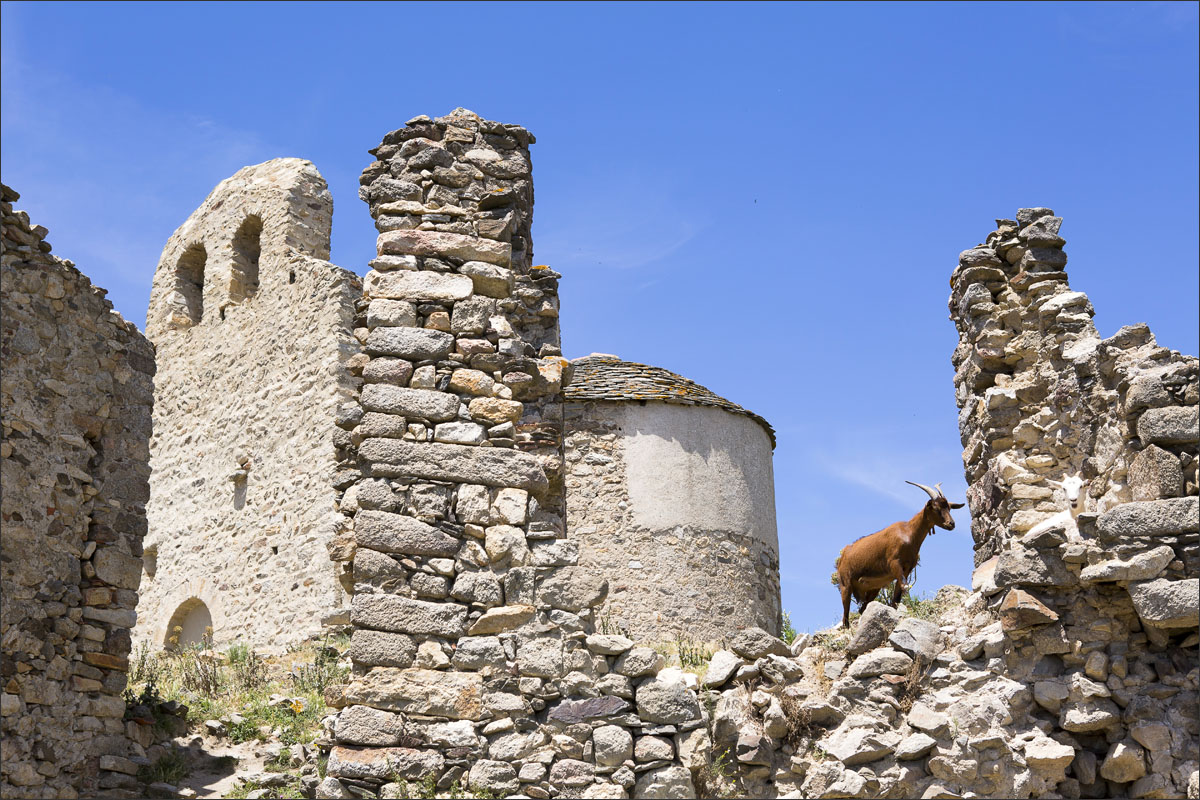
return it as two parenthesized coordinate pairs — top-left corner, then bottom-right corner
(1, 37), (276, 329)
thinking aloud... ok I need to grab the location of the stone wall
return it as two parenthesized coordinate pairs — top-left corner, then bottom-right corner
(1, 184), (155, 797)
(565, 399), (780, 643)
(136, 159), (361, 651)
(676, 209), (1198, 800)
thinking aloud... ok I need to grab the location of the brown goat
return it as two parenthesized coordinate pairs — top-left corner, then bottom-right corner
(835, 481), (964, 628)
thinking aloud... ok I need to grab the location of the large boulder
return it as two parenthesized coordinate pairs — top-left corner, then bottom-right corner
(846, 602), (901, 655)
(1128, 578), (1199, 628)
(635, 675), (701, 724)
(847, 647), (913, 678)
(729, 626), (790, 659)
(888, 617), (942, 660)
(632, 766), (695, 799)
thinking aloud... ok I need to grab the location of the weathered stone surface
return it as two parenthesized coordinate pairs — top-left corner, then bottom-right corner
(517, 637), (563, 678)
(550, 759), (595, 788)
(1100, 740), (1147, 783)
(895, 732), (938, 760)
(361, 438), (548, 492)
(334, 705), (408, 746)
(1061, 698), (1121, 732)
(467, 397), (524, 425)
(366, 298), (418, 328)
(1023, 737), (1076, 778)
(593, 725), (634, 766)
(315, 777), (353, 799)
(632, 765), (694, 800)
(549, 696), (631, 725)
(1130, 445), (1185, 500)
(449, 571), (503, 608)
(361, 385), (460, 421)
(701, 650), (743, 688)
(999, 588), (1059, 630)
(450, 636), (505, 671)
(1128, 578), (1199, 628)
(536, 567), (608, 611)
(365, 326), (455, 360)
(327, 745), (444, 781)
(466, 604), (534, 635)
(888, 617), (941, 660)
(614, 647), (665, 678)
(91, 549), (143, 591)
(1079, 545), (1175, 584)
(468, 760), (519, 795)
(846, 602), (901, 655)
(847, 647), (913, 678)
(459, 261), (513, 297)
(1097, 497), (1199, 540)
(351, 594), (468, 637)
(341, 668), (482, 719)
(1137, 406), (1199, 446)
(355, 510), (460, 557)
(635, 676), (701, 724)
(820, 724), (900, 766)
(364, 269), (474, 302)
(585, 634), (634, 655)
(729, 626), (790, 659)
(349, 629), (417, 668)
(378, 230), (512, 266)
(802, 762), (867, 798)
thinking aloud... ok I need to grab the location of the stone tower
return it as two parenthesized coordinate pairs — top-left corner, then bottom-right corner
(138, 159), (361, 650)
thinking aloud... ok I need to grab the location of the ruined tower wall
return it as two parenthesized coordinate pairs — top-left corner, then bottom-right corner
(565, 400), (781, 643)
(137, 159), (360, 651)
(1, 185), (155, 798)
(323, 110), (705, 799)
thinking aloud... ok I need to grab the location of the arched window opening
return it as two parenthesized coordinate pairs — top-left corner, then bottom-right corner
(173, 244), (206, 325)
(230, 215), (263, 302)
(164, 598), (213, 650)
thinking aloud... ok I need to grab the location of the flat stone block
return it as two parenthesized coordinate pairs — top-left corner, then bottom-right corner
(378, 230), (512, 267)
(364, 270), (474, 302)
(360, 438), (548, 492)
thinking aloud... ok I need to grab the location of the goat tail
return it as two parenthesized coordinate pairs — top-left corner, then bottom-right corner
(831, 546), (847, 587)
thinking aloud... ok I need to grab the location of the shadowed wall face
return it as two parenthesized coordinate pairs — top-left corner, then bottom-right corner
(1, 184), (154, 798)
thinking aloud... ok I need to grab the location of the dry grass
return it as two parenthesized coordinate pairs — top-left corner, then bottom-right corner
(895, 655), (931, 713)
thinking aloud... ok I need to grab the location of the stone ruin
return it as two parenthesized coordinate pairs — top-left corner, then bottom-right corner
(2, 110), (1198, 800)
(1, 185), (155, 796)
(138, 158), (361, 651)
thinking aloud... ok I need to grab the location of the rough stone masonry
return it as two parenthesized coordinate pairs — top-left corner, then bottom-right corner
(1, 185), (155, 798)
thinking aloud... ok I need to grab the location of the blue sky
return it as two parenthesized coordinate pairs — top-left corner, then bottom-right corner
(3, 2), (1197, 633)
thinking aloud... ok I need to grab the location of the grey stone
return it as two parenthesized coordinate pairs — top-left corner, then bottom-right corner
(1033, 680), (1070, 713)
(1097, 497), (1198, 540)
(1130, 445), (1185, 500)
(355, 510), (460, 557)
(614, 647), (665, 678)
(351, 593), (468, 637)
(91, 549), (142, 590)
(635, 735), (675, 762)
(1137, 406), (1199, 446)
(585, 634), (634, 655)
(906, 703), (949, 735)
(820, 724), (900, 766)
(361, 384), (459, 422)
(433, 421), (487, 445)
(1128, 578), (1200, 628)
(353, 549), (403, 581)
(593, 725), (633, 766)
(536, 567), (608, 611)
(994, 543), (1074, 587)
(1061, 698), (1121, 732)
(517, 637), (563, 678)
(701, 650), (743, 688)
(635, 676), (701, 724)
(450, 296), (495, 336)
(847, 601), (901, 655)
(549, 695), (631, 724)
(378, 229), (512, 267)
(469, 760), (519, 795)
(847, 647), (913, 678)
(361, 438), (549, 492)
(364, 269), (474, 302)
(1079, 545), (1175, 584)
(895, 732), (937, 760)
(366, 299), (417, 328)
(1100, 740), (1147, 783)
(729, 626), (790, 659)
(365, 326), (454, 360)
(632, 765), (695, 799)
(315, 777), (353, 799)
(888, 617), (942, 661)
(334, 705), (407, 746)
(1024, 737), (1076, 778)
(450, 571), (503, 608)
(549, 759), (595, 788)
(459, 261), (513, 298)
(451, 636), (506, 671)
(348, 630), (417, 669)
(802, 762), (867, 798)
(327, 745), (443, 781)
(341, 667), (482, 719)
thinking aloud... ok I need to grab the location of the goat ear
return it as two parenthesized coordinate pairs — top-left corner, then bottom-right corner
(1046, 479), (1062, 488)
(949, 501), (965, 509)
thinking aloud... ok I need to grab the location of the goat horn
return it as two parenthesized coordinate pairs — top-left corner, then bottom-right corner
(935, 482), (945, 497)
(905, 480), (939, 500)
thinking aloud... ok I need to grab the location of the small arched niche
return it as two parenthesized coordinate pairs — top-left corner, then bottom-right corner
(229, 215), (263, 302)
(164, 598), (213, 650)
(142, 545), (158, 580)
(173, 243), (207, 325)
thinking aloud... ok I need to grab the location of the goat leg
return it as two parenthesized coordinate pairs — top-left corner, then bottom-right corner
(888, 560), (908, 608)
(840, 581), (853, 629)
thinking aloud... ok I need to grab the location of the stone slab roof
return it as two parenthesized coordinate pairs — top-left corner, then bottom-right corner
(564, 355), (776, 448)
